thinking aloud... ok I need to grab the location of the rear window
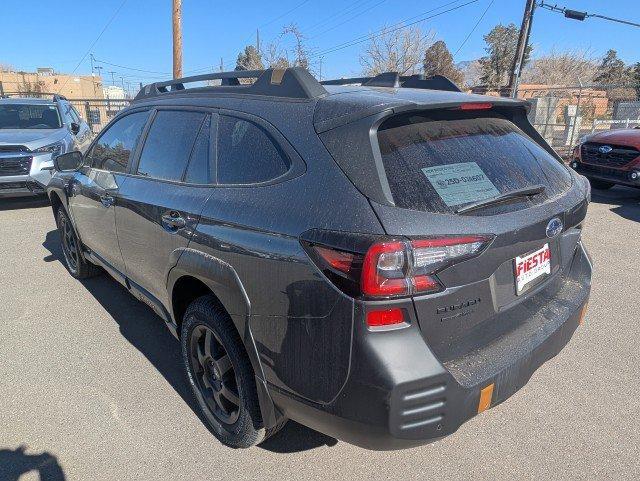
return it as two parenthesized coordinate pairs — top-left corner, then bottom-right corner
(377, 111), (572, 214)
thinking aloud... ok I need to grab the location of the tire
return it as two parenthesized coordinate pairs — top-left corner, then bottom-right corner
(181, 295), (285, 448)
(587, 178), (615, 190)
(55, 207), (101, 279)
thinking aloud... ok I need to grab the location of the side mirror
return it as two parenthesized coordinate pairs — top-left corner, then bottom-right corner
(70, 122), (80, 135)
(54, 151), (84, 172)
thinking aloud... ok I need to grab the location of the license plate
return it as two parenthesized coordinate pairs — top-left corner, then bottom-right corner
(514, 244), (551, 295)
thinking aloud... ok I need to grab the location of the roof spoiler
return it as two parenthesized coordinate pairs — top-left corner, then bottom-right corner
(321, 72), (461, 92)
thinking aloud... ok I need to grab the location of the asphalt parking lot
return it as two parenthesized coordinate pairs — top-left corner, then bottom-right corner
(1, 187), (639, 481)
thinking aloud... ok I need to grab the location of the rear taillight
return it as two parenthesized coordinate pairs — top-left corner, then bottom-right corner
(304, 234), (492, 299)
(361, 235), (491, 297)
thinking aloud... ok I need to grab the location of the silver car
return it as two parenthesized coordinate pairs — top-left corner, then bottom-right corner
(0, 95), (92, 197)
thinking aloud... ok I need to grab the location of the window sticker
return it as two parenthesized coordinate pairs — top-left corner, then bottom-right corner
(421, 162), (500, 207)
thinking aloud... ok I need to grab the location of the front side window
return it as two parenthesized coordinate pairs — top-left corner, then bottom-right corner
(0, 104), (62, 129)
(137, 111), (206, 182)
(87, 110), (150, 173)
(217, 115), (289, 184)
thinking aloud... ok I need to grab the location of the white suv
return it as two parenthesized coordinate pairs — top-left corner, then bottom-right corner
(0, 95), (92, 197)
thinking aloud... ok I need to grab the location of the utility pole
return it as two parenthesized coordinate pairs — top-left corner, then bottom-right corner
(256, 29), (260, 52)
(90, 53), (95, 75)
(172, 0), (183, 79)
(220, 57), (224, 72)
(109, 71), (116, 86)
(507, 0), (536, 98)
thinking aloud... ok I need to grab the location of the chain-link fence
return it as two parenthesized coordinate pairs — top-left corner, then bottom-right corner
(517, 84), (639, 158)
(1, 91), (131, 134)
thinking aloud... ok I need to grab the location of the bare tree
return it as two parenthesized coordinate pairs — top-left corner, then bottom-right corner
(522, 49), (597, 85)
(281, 24), (309, 69)
(257, 23), (310, 71)
(360, 26), (434, 76)
(262, 41), (290, 69)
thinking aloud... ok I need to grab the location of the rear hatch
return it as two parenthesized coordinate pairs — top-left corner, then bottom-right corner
(320, 102), (590, 367)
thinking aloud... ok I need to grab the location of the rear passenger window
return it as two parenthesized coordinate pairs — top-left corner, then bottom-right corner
(137, 111), (206, 182)
(184, 115), (212, 184)
(217, 115), (289, 184)
(87, 110), (150, 173)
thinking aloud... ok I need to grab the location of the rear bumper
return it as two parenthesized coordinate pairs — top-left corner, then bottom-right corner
(270, 241), (591, 450)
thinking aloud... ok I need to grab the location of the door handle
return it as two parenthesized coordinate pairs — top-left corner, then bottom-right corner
(100, 194), (115, 208)
(161, 212), (186, 230)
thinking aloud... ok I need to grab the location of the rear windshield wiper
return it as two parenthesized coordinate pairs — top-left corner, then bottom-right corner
(455, 184), (546, 214)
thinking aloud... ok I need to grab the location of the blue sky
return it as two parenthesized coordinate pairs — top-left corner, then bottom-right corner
(1, 0), (639, 90)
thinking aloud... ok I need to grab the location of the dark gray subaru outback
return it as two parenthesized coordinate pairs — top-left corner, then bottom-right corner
(47, 68), (592, 450)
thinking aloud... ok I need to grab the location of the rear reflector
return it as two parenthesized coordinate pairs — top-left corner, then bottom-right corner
(313, 245), (356, 274)
(458, 102), (493, 111)
(366, 308), (404, 327)
(477, 383), (494, 413)
(579, 301), (589, 325)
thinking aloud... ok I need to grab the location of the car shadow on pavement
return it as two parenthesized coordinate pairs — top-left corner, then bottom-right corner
(42, 229), (337, 454)
(0, 445), (66, 481)
(590, 186), (640, 223)
(0, 196), (50, 211)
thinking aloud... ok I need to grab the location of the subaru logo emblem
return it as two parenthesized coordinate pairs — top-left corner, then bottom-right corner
(599, 145), (613, 154)
(546, 218), (563, 238)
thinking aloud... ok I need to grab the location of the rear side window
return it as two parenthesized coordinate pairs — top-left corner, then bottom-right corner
(217, 115), (289, 184)
(184, 115), (212, 184)
(88, 110), (150, 173)
(377, 111), (572, 214)
(137, 111), (206, 182)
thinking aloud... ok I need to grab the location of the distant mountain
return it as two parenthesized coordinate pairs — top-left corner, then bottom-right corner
(456, 59), (482, 88)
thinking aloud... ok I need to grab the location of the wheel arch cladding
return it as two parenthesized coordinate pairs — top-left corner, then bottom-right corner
(168, 253), (283, 429)
(49, 190), (64, 217)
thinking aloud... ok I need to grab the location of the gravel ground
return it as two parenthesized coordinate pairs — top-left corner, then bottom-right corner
(0, 187), (639, 481)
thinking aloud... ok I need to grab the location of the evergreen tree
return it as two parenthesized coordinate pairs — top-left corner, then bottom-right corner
(423, 40), (465, 86)
(594, 49), (630, 85)
(479, 23), (531, 88)
(235, 45), (264, 71)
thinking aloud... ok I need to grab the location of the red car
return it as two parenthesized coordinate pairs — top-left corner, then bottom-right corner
(570, 127), (640, 189)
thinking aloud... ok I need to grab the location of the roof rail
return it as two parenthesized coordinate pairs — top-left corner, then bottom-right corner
(321, 72), (461, 92)
(135, 67), (328, 101)
(52, 94), (68, 101)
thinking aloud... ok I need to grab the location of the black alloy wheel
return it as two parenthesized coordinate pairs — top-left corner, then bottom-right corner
(188, 324), (241, 425)
(58, 210), (80, 273)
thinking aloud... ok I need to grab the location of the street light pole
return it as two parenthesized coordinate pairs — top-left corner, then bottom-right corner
(508, 0), (536, 98)
(172, 0), (183, 79)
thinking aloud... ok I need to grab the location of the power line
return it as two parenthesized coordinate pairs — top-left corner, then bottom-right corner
(302, 0), (376, 35)
(57, 0), (129, 93)
(93, 57), (171, 75)
(309, 0), (390, 40)
(311, 0), (478, 59)
(260, 0), (313, 29)
(538, 2), (640, 28)
(453, 0), (494, 57)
